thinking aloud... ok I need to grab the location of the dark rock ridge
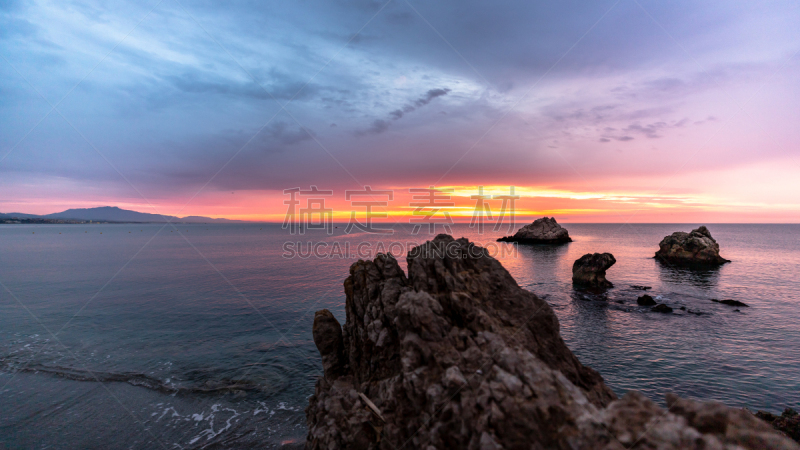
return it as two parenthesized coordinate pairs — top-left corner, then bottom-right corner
(655, 225), (730, 266)
(652, 304), (673, 313)
(312, 310), (346, 379)
(637, 294), (657, 306)
(712, 299), (749, 307)
(572, 252), (616, 288)
(756, 408), (800, 443)
(305, 235), (798, 449)
(497, 216), (572, 244)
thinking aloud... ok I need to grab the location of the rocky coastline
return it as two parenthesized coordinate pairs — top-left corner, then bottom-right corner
(305, 235), (797, 449)
(756, 408), (800, 443)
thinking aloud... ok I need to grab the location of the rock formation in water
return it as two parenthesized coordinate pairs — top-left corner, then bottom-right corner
(637, 294), (656, 306)
(497, 217), (572, 244)
(712, 299), (749, 307)
(572, 252), (616, 288)
(305, 235), (798, 449)
(655, 226), (730, 266)
(652, 304), (673, 313)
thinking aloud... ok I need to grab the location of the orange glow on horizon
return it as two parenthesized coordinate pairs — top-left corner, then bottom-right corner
(97, 183), (796, 224)
(6, 160), (800, 224)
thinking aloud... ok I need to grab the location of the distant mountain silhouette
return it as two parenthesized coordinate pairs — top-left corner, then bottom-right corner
(0, 212), (41, 219)
(1, 206), (242, 223)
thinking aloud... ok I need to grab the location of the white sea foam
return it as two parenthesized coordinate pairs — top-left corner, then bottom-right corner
(187, 404), (241, 445)
(156, 406), (181, 422)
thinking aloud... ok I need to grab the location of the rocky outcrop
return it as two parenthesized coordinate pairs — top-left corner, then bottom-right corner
(756, 408), (800, 443)
(497, 217), (571, 244)
(572, 252), (616, 288)
(637, 294), (656, 306)
(652, 304), (673, 313)
(312, 310), (345, 380)
(305, 235), (798, 449)
(655, 226), (730, 266)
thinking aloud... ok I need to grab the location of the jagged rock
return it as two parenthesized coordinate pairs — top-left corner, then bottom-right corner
(637, 294), (656, 306)
(712, 299), (749, 307)
(306, 235), (613, 449)
(652, 304), (673, 313)
(631, 285), (652, 290)
(572, 252), (616, 288)
(305, 235), (798, 449)
(578, 391), (799, 450)
(655, 226), (730, 266)
(756, 408), (800, 443)
(497, 217), (572, 244)
(312, 309), (345, 380)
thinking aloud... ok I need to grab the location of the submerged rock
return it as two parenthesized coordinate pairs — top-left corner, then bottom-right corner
(652, 304), (674, 313)
(497, 216), (571, 244)
(572, 252), (616, 288)
(637, 294), (657, 306)
(712, 298), (749, 307)
(305, 236), (797, 449)
(655, 225), (730, 266)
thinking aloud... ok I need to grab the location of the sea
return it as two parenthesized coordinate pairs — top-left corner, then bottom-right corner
(1, 222), (798, 448)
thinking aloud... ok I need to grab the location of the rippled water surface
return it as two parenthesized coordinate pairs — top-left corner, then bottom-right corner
(1, 223), (798, 448)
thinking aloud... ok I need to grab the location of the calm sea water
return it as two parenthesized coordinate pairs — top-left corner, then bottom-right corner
(1, 223), (798, 448)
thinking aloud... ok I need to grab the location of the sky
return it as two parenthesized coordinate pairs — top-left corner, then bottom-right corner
(1, 0), (799, 222)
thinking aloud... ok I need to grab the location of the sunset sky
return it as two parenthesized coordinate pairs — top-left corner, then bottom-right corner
(1, 0), (799, 222)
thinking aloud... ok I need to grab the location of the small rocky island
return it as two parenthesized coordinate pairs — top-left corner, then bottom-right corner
(572, 252), (616, 288)
(305, 235), (796, 449)
(655, 225), (730, 266)
(497, 216), (572, 244)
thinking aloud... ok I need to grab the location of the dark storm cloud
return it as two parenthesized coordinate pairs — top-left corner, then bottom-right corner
(414, 88), (450, 107)
(0, 0), (798, 201)
(357, 88), (450, 135)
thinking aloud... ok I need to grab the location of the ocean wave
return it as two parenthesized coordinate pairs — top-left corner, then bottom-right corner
(1, 362), (262, 394)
